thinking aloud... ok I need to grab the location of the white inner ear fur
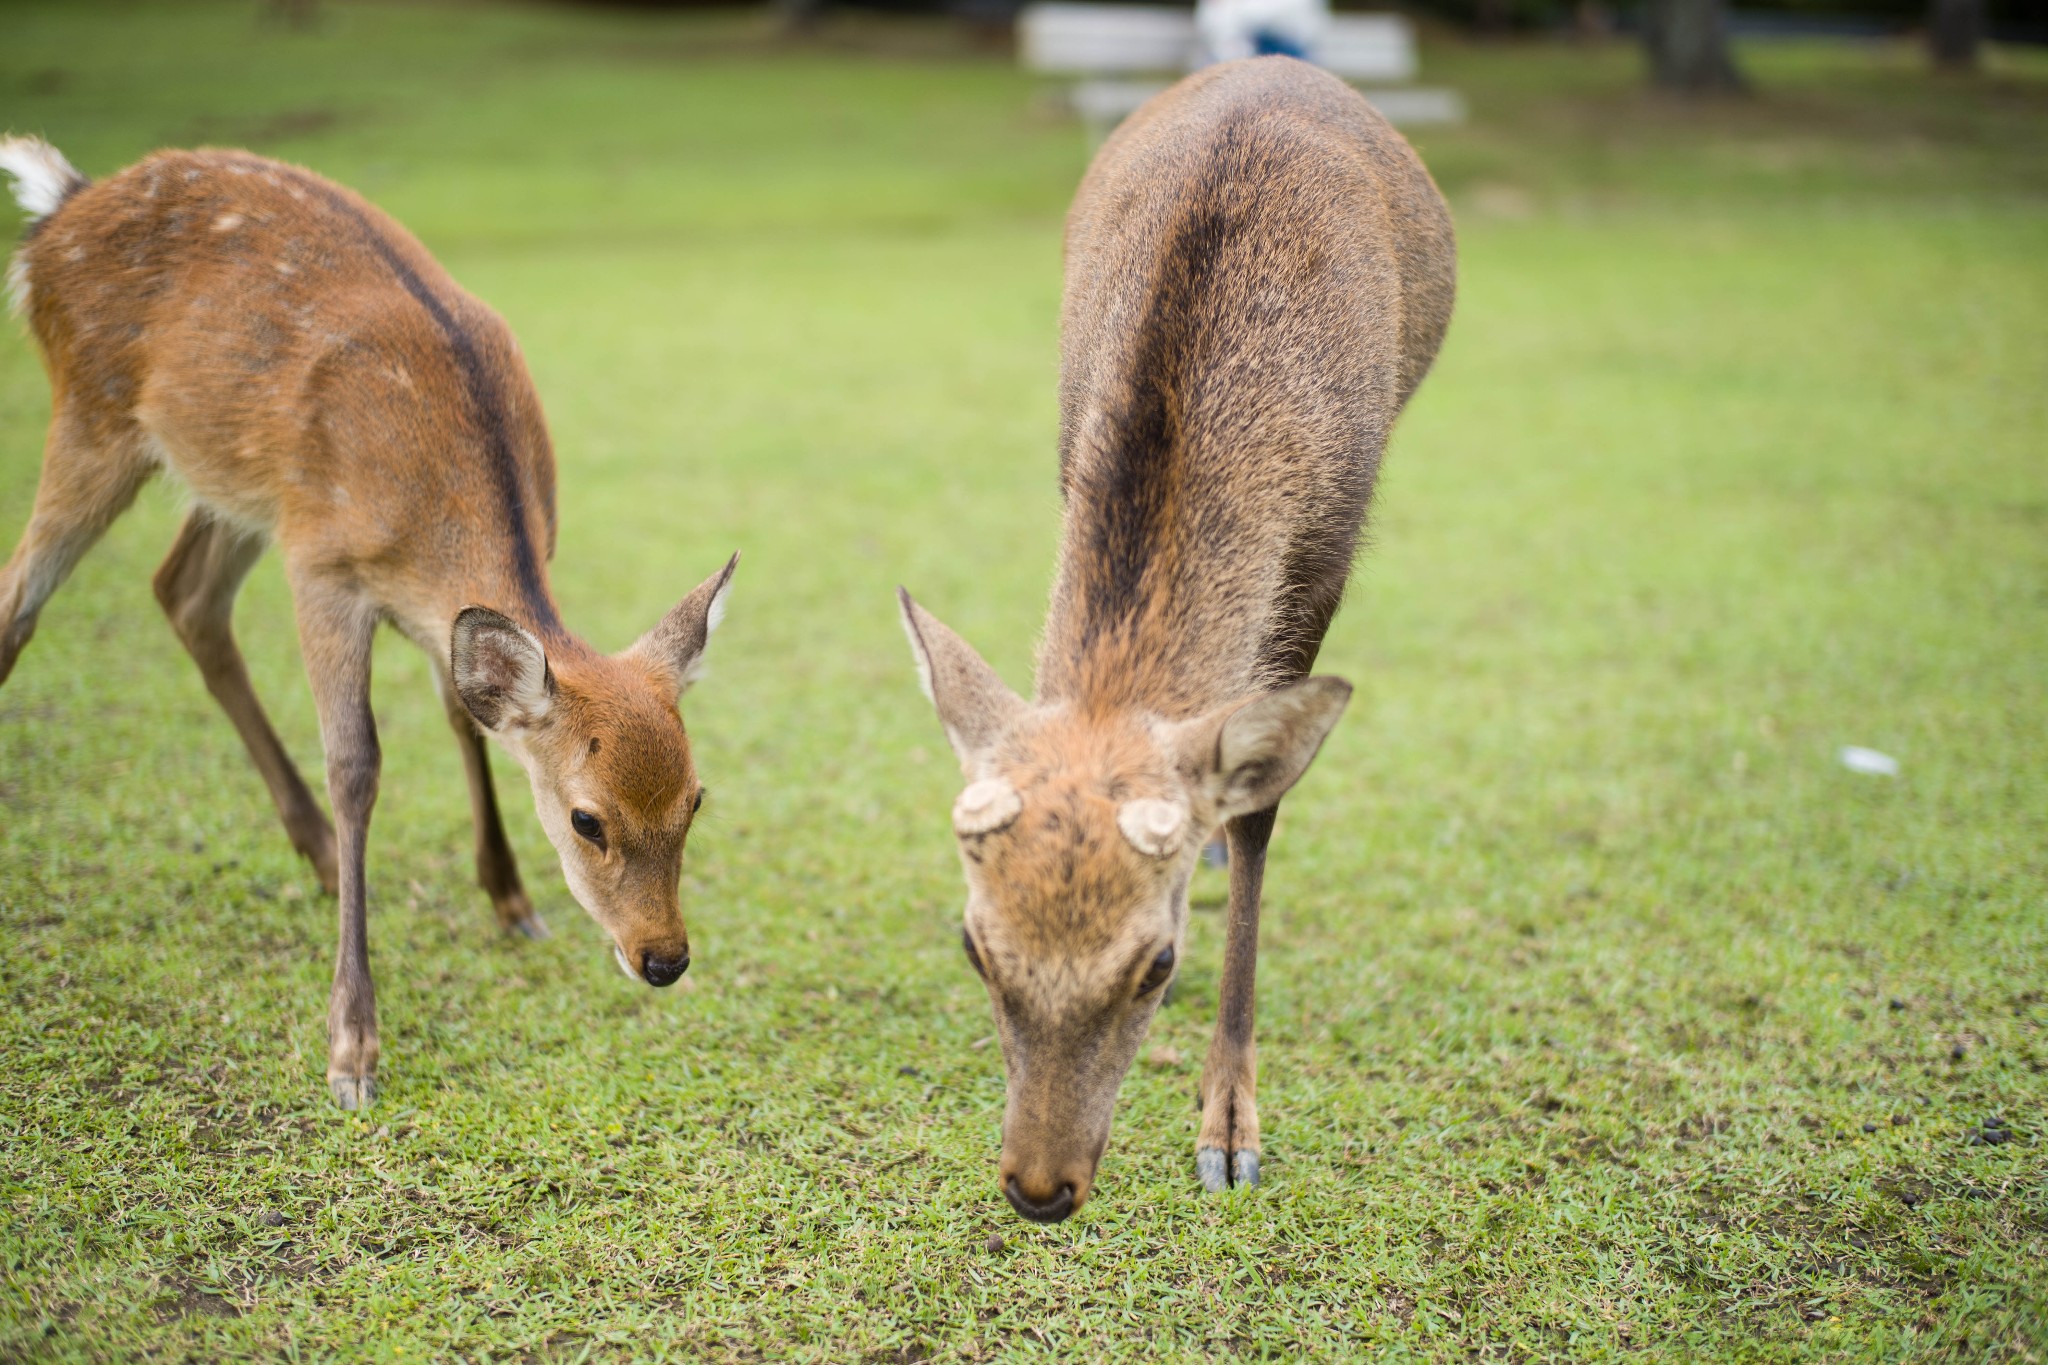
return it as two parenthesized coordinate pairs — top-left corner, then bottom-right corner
(897, 597), (936, 703)
(953, 778), (1023, 837)
(1117, 798), (1187, 859)
(678, 575), (732, 690)
(453, 612), (553, 731)
(705, 574), (732, 636)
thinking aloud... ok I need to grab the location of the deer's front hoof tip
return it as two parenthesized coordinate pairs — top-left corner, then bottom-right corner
(1196, 1146), (1259, 1191)
(329, 1075), (376, 1110)
(508, 913), (550, 941)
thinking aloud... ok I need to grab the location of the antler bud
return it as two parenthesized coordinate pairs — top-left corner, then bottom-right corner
(1117, 798), (1187, 859)
(953, 777), (1023, 837)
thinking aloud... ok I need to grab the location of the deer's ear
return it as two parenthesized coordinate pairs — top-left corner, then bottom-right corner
(897, 588), (1026, 767)
(452, 607), (554, 733)
(630, 552), (738, 698)
(1167, 677), (1353, 821)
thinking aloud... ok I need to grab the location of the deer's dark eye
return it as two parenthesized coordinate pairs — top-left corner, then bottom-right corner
(1137, 946), (1175, 996)
(570, 809), (604, 846)
(962, 929), (987, 979)
(691, 789), (705, 816)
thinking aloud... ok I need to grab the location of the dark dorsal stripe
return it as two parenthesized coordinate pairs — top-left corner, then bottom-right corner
(279, 163), (561, 637)
(1071, 116), (1250, 644)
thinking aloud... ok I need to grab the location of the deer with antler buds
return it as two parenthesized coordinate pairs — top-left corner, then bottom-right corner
(899, 58), (1455, 1220)
(1, 137), (736, 1108)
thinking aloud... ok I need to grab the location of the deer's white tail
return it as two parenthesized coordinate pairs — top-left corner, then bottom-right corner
(0, 137), (86, 222)
(2, 136), (87, 314)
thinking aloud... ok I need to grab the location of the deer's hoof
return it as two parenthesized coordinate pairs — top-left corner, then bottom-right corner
(1197, 1145), (1260, 1192)
(329, 1075), (376, 1110)
(508, 913), (550, 941)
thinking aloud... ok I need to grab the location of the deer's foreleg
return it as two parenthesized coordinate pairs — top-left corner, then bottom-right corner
(1196, 804), (1276, 1191)
(292, 576), (382, 1109)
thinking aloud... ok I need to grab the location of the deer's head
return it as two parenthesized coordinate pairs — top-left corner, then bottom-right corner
(451, 555), (737, 987)
(899, 590), (1349, 1220)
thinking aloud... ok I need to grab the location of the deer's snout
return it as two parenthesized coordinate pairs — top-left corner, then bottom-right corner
(641, 947), (690, 987)
(1004, 1175), (1078, 1224)
(611, 927), (689, 987)
(999, 1145), (1098, 1224)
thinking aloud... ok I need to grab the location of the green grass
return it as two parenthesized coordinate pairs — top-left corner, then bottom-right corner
(2, 2), (2045, 1359)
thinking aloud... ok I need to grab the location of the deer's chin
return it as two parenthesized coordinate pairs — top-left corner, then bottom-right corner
(612, 943), (645, 983)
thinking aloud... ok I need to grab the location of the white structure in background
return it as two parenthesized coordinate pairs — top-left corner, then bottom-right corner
(1194, 0), (1329, 65)
(1018, 3), (1465, 132)
(1838, 746), (1901, 777)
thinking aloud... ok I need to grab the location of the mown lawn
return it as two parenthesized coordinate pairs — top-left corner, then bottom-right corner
(1, 3), (2044, 1359)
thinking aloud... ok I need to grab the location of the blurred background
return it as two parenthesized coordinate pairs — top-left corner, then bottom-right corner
(2, 0), (2043, 1358)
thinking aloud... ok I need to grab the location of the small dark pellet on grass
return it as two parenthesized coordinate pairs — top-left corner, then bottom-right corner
(985, 1235), (1004, 1254)
(1862, 1122), (1879, 1133)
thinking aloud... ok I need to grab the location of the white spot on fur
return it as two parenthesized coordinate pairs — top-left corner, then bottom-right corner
(1117, 798), (1188, 859)
(275, 260), (296, 276)
(953, 778), (1023, 837)
(0, 136), (85, 220)
(212, 212), (243, 232)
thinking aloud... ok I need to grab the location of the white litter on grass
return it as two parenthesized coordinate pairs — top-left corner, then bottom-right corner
(1839, 746), (1900, 777)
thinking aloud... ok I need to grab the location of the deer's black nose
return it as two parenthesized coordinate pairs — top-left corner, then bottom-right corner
(641, 950), (690, 987)
(1004, 1177), (1076, 1224)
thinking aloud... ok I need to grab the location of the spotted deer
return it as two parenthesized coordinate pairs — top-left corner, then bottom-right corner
(898, 58), (1454, 1220)
(1, 138), (737, 1108)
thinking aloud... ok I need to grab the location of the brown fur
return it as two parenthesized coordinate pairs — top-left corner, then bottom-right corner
(1, 144), (736, 1108)
(901, 59), (1454, 1219)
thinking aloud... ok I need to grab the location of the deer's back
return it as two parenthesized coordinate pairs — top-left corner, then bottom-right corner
(18, 150), (557, 588)
(1041, 58), (1454, 714)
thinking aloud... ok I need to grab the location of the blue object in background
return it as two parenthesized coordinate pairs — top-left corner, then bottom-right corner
(1252, 27), (1310, 56)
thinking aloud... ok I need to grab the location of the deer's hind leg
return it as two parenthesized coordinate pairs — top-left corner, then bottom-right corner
(155, 510), (339, 893)
(437, 673), (546, 940)
(0, 413), (154, 685)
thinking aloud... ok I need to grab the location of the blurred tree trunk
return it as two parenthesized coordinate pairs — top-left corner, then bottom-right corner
(1927, 0), (1984, 68)
(774, 0), (828, 35)
(261, 0), (319, 29)
(1473, 0), (1512, 38)
(1643, 0), (1745, 93)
